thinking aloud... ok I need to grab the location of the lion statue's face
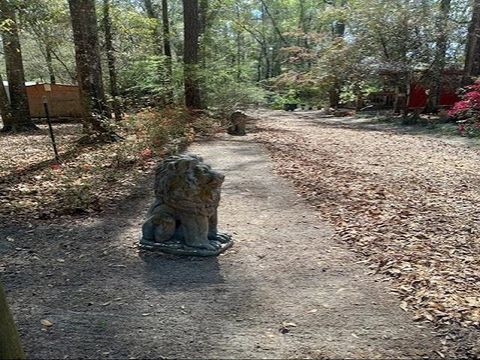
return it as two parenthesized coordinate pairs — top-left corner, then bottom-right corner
(192, 162), (224, 188)
(154, 154), (224, 214)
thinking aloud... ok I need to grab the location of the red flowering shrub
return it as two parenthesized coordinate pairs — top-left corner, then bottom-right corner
(449, 80), (480, 137)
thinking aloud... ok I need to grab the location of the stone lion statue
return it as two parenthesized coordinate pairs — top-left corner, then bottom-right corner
(227, 110), (249, 136)
(140, 154), (232, 256)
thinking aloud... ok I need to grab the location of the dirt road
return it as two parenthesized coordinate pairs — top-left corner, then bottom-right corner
(1, 112), (456, 358)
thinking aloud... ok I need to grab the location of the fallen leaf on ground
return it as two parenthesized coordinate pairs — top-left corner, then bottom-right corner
(41, 319), (53, 327)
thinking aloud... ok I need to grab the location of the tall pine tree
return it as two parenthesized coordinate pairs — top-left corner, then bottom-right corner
(183, 0), (202, 109)
(0, 0), (37, 132)
(68, 0), (112, 136)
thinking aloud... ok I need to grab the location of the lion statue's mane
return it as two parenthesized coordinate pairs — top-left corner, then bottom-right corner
(153, 154), (221, 216)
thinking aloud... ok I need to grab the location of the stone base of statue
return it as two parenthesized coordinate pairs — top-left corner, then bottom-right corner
(139, 154), (233, 257)
(139, 235), (233, 257)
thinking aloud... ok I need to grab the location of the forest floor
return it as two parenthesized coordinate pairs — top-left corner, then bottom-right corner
(1, 110), (479, 358)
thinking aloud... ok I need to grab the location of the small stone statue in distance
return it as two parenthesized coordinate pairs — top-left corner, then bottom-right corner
(227, 110), (249, 136)
(140, 154), (233, 256)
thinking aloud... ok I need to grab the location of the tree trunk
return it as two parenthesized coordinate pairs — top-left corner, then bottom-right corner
(264, 45), (271, 79)
(256, 51), (262, 82)
(394, 73), (410, 117)
(0, 74), (13, 131)
(161, 0), (174, 104)
(199, 0), (209, 36)
(235, 7), (243, 81)
(259, 0), (287, 45)
(426, 0), (451, 112)
(298, 0), (311, 70)
(144, 0), (163, 56)
(183, 0), (202, 110)
(333, 0), (347, 38)
(329, 0), (346, 110)
(68, 0), (112, 135)
(399, 7), (410, 118)
(199, 0), (209, 71)
(298, 0), (306, 45)
(260, 3), (270, 80)
(0, 281), (25, 360)
(329, 83), (340, 108)
(103, 0), (122, 121)
(45, 44), (56, 84)
(463, 0), (480, 84)
(0, 1), (36, 132)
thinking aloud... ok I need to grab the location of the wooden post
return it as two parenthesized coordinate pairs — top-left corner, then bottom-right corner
(43, 94), (61, 163)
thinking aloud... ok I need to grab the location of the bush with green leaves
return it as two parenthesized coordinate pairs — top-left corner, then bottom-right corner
(130, 108), (193, 151)
(270, 90), (302, 109)
(202, 69), (267, 117)
(271, 69), (330, 107)
(119, 55), (172, 107)
(340, 80), (382, 104)
(57, 180), (99, 214)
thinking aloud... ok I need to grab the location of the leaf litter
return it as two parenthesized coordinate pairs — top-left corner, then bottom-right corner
(255, 113), (480, 333)
(0, 123), (172, 222)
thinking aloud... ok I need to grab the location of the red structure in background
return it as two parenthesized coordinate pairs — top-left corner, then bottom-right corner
(408, 83), (460, 109)
(367, 68), (463, 112)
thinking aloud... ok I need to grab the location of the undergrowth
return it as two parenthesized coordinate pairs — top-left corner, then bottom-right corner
(0, 108), (222, 220)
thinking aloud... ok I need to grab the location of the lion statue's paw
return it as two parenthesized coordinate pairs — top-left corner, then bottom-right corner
(209, 231), (232, 244)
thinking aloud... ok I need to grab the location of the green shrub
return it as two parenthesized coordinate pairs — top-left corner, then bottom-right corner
(202, 70), (267, 116)
(57, 180), (99, 214)
(131, 108), (193, 151)
(119, 55), (172, 106)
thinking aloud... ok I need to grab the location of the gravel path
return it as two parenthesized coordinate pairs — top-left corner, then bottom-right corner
(1, 127), (445, 358)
